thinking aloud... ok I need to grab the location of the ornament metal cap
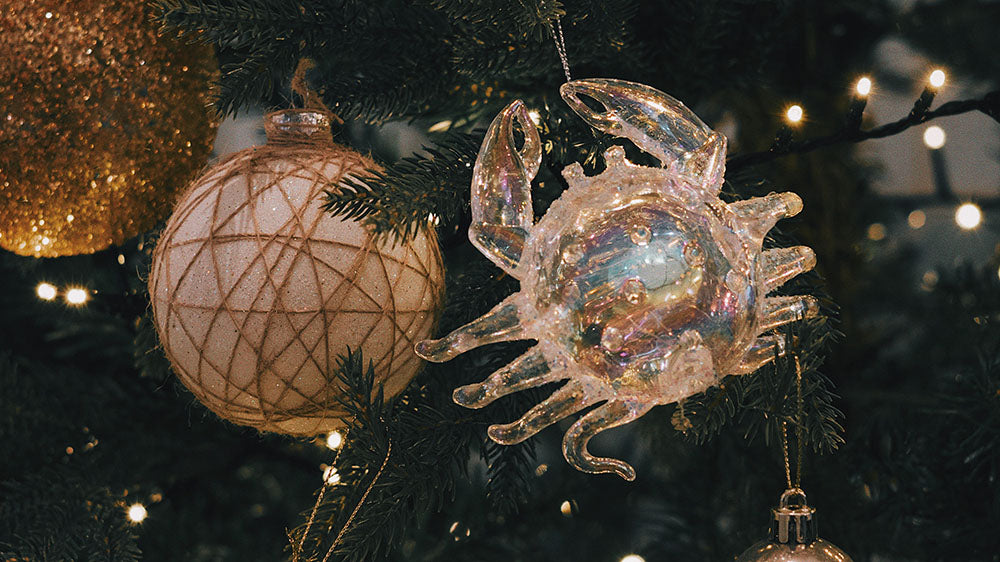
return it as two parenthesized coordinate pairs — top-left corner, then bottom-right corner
(735, 488), (853, 562)
(770, 488), (817, 544)
(265, 109), (334, 144)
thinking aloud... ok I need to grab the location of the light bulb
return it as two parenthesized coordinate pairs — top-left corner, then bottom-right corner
(560, 500), (573, 516)
(621, 555), (645, 562)
(923, 126), (946, 149)
(323, 466), (340, 484)
(929, 69), (946, 88)
(867, 223), (886, 241)
(325, 430), (343, 450)
(127, 503), (147, 523)
(785, 105), (804, 123)
(855, 77), (872, 96)
(955, 203), (982, 230)
(65, 287), (88, 305)
(36, 282), (57, 301)
(907, 210), (926, 229)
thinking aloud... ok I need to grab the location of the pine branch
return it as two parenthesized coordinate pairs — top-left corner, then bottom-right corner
(728, 90), (1000, 170)
(154, 0), (336, 50)
(323, 132), (481, 242)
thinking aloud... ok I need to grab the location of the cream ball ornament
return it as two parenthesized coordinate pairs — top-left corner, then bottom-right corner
(150, 110), (445, 435)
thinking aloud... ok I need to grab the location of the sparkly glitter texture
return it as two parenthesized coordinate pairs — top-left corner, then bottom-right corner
(0, 0), (217, 257)
(150, 110), (445, 436)
(416, 79), (818, 480)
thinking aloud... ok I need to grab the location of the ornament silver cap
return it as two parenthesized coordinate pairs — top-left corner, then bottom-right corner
(770, 488), (817, 544)
(735, 488), (853, 562)
(264, 109), (334, 144)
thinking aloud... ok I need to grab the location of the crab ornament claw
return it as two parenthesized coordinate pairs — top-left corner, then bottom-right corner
(560, 79), (727, 193)
(416, 79), (819, 481)
(469, 100), (542, 276)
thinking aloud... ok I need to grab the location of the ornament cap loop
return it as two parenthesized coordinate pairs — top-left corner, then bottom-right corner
(771, 487), (817, 545)
(265, 109), (334, 144)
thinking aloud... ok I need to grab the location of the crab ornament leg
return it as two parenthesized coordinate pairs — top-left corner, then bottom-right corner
(563, 399), (652, 481)
(452, 348), (562, 407)
(415, 293), (528, 362)
(417, 78), (822, 482)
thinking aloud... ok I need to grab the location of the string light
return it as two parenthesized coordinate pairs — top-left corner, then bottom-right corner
(621, 555), (645, 562)
(65, 287), (89, 305)
(855, 77), (872, 97)
(921, 270), (939, 291)
(322, 465), (341, 485)
(923, 126), (946, 149)
(866, 223), (886, 241)
(955, 203), (982, 230)
(325, 430), (343, 450)
(785, 105), (804, 123)
(36, 282), (57, 301)
(126, 503), (148, 523)
(560, 500), (573, 516)
(929, 69), (946, 88)
(907, 210), (926, 229)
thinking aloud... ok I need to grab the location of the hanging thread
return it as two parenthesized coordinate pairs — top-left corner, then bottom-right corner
(290, 59), (343, 124)
(547, 16), (572, 83)
(780, 356), (807, 489)
(292, 431), (350, 562)
(320, 439), (393, 562)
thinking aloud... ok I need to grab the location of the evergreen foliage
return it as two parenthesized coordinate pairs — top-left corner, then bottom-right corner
(2, 0), (999, 560)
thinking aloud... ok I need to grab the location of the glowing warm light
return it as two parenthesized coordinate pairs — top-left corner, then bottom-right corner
(955, 203), (982, 230)
(996, 265), (1000, 281)
(527, 109), (542, 125)
(621, 555), (646, 562)
(923, 126), (946, 149)
(117, 254), (126, 265)
(855, 77), (872, 96)
(785, 105), (804, 123)
(36, 282), (57, 301)
(560, 500), (573, 516)
(322, 466), (340, 484)
(65, 287), (88, 305)
(921, 270), (939, 291)
(907, 210), (926, 229)
(325, 430), (343, 450)
(127, 503), (147, 523)
(866, 223), (886, 241)
(428, 120), (452, 133)
(66, 214), (74, 222)
(929, 69), (946, 88)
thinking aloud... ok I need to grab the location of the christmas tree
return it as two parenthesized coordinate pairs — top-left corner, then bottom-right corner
(2, 1), (1000, 560)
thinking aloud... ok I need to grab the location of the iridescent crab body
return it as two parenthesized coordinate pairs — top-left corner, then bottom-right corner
(416, 79), (817, 480)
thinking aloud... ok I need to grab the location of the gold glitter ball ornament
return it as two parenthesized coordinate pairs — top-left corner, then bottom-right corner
(0, 0), (217, 257)
(149, 110), (446, 436)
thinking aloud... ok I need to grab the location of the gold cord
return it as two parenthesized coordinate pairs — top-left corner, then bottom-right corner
(320, 439), (393, 562)
(292, 430), (350, 562)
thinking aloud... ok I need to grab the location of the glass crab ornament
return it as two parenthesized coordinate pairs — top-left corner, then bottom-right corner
(415, 79), (818, 480)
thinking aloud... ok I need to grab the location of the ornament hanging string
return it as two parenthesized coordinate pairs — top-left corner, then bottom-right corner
(546, 15), (572, 83)
(780, 356), (806, 489)
(320, 439), (392, 562)
(292, 430), (350, 562)
(290, 59), (343, 124)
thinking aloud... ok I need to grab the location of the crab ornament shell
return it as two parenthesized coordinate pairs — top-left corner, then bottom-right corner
(415, 79), (818, 480)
